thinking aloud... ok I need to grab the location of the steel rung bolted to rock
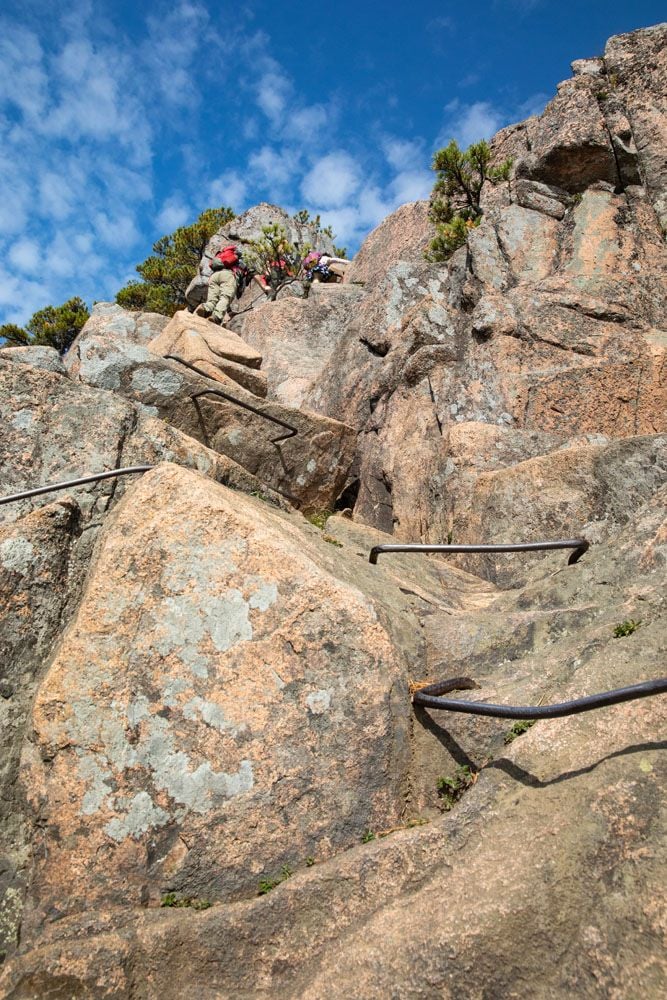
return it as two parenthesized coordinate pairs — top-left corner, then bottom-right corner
(0, 466), (154, 506)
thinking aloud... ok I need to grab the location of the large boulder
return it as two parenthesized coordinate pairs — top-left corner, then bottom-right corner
(343, 200), (434, 288)
(17, 464), (410, 933)
(68, 334), (356, 514)
(68, 302), (169, 355)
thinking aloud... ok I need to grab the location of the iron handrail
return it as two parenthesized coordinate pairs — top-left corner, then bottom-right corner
(0, 466), (153, 506)
(164, 354), (298, 445)
(412, 676), (667, 718)
(369, 539), (589, 565)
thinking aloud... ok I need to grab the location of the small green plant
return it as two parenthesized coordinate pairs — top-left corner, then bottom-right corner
(306, 856), (316, 867)
(436, 765), (475, 810)
(306, 510), (332, 530)
(258, 864), (293, 895)
(361, 829), (376, 843)
(613, 619), (642, 638)
(160, 892), (211, 910)
(250, 489), (273, 504)
(322, 534), (343, 548)
(504, 719), (536, 745)
(570, 192), (583, 207)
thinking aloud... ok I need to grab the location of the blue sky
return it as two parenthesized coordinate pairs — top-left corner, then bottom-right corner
(0, 0), (664, 325)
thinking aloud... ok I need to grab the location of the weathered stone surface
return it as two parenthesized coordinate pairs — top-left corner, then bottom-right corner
(149, 309), (264, 374)
(453, 432), (667, 584)
(0, 346), (67, 375)
(4, 486), (665, 998)
(230, 284), (365, 409)
(17, 464), (409, 930)
(68, 302), (169, 355)
(0, 358), (285, 530)
(68, 334), (356, 513)
(343, 201), (433, 287)
(514, 178), (569, 219)
(0, 500), (80, 962)
(515, 74), (618, 191)
(605, 22), (667, 228)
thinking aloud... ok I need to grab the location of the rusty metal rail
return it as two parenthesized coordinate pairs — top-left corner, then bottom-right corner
(412, 676), (667, 718)
(0, 466), (153, 506)
(369, 539), (589, 565)
(164, 355), (298, 445)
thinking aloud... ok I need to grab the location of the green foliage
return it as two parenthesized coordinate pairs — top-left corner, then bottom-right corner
(504, 719), (536, 745)
(115, 205), (235, 316)
(306, 510), (333, 530)
(258, 864), (293, 895)
(160, 892), (211, 910)
(0, 323), (29, 346)
(426, 139), (512, 261)
(0, 297), (89, 354)
(244, 223), (312, 300)
(613, 619), (642, 638)
(436, 765), (475, 810)
(361, 829), (376, 843)
(333, 245), (348, 259)
(323, 534), (343, 548)
(426, 216), (479, 261)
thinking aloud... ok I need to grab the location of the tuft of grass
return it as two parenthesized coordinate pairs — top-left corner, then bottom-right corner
(361, 829), (376, 843)
(306, 510), (332, 530)
(436, 765), (475, 810)
(322, 534), (343, 547)
(258, 864), (293, 896)
(160, 892), (211, 910)
(613, 619), (641, 638)
(504, 719), (536, 745)
(250, 489), (273, 504)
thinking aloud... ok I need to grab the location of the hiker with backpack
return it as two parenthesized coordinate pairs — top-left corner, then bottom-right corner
(196, 245), (249, 324)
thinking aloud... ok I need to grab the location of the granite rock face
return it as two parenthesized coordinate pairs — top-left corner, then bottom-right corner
(1, 22), (666, 999)
(17, 464), (411, 932)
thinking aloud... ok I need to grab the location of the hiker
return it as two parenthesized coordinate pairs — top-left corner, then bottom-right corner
(252, 257), (293, 297)
(319, 254), (349, 280)
(196, 245), (246, 324)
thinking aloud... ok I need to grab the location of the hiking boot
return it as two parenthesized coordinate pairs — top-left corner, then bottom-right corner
(195, 304), (211, 318)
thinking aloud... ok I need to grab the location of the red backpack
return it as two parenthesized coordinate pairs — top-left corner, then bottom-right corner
(213, 244), (240, 267)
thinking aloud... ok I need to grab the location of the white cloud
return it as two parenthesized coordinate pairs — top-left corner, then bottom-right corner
(39, 171), (75, 220)
(155, 197), (191, 232)
(438, 99), (506, 149)
(283, 104), (330, 142)
(93, 212), (141, 248)
(208, 170), (249, 211)
(382, 137), (424, 172)
(301, 152), (362, 209)
(517, 92), (550, 119)
(8, 238), (41, 273)
(256, 68), (292, 124)
(249, 146), (301, 201)
(389, 169), (432, 204)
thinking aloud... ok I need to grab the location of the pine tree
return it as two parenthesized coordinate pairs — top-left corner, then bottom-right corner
(0, 298), (90, 354)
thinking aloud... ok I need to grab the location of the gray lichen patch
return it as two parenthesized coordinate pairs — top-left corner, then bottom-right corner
(182, 696), (246, 736)
(104, 791), (170, 842)
(130, 368), (184, 397)
(0, 537), (35, 576)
